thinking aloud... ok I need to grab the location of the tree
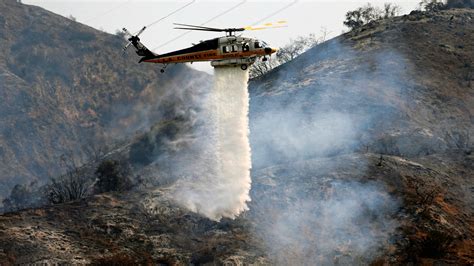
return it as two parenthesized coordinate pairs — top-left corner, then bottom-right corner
(277, 34), (320, 64)
(343, 3), (401, 30)
(419, 0), (447, 11)
(343, 5), (373, 30)
(249, 33), (325, 79)
(382, 3), (403, 18)
(95, 160), (132, 193)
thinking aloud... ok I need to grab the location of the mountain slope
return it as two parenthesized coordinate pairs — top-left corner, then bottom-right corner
(246, 8), (473, 264)
(0, 0), (210, 200)
(249, 8), (473, 167)
(0, 5), (473, 265)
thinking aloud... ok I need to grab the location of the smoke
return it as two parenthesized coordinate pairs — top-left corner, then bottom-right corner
(252, 179), (398, 265)
(251, 109), (359, 167)
(246, 39), (409, 263)
(104, 67), (211, 142)
(169, 67), (252, 221)
(139, 36), (412, 261)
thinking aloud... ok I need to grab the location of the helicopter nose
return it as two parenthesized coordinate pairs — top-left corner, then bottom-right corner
(265, 47), (278, 54)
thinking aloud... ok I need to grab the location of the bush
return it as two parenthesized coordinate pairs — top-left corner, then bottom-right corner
(2, 182), (45, 212)
(3, 184), (29, 211)
(45, 153), (93, 204)
(95, 160), (132, 193)
(129, 121), (182, 166)
(47, 168), (92, 204)
(404, 229), (457, 262)
(420, 230), (456, 258)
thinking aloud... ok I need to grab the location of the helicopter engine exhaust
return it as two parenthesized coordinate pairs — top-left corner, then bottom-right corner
(170, 67), (252, 221)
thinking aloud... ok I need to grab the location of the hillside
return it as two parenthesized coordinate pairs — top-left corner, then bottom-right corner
(246, 9), (473, 263)
(250, 8), (473, 167)
(0, 4), (473, 266)
(0, 0), (210, 201)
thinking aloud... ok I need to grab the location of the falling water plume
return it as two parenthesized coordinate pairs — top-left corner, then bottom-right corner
(170, 66), (252, 221)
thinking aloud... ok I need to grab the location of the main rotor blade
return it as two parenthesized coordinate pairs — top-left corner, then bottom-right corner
(123, 42), (132, 51)
(244, 25), (288, 31)
(174, 27), (223, 32)
(173, 23), (223, 31)
(122, 27), (133, 38)
(143, 0), (196, 30)
(243, 20), (288, 31)
(154, 0), (247, 50)
(136, 26), (147, 36)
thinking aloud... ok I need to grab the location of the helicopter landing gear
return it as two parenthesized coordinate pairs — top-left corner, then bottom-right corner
(262, 56), (268, 62)
(160, 63), (169, 73)
(240, 64), (248, 70)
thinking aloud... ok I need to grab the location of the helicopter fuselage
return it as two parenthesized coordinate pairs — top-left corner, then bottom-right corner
(141, 36), (276, 68)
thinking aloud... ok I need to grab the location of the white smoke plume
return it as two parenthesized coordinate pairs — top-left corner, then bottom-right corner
(246, 39), (409, 263)
(169, 67), (252, 221)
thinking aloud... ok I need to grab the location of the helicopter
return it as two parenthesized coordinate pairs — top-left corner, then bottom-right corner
(122, 22), (284, 72)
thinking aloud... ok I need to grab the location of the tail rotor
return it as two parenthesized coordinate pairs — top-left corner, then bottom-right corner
(122, 26), (147, 53)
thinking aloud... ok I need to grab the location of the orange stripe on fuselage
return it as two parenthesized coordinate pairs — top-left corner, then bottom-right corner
(143, 49), (269, 64)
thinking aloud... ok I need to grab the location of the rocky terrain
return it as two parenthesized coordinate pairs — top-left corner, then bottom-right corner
(0, 153), (472, 264)
(0, 1), (473, 265)
(0, 192), (267, 264)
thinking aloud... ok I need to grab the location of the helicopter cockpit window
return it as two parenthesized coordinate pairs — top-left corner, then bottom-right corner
(254, 41), (261, 48)
(242, 43), (250, 52)
(222, 46), (229, 53)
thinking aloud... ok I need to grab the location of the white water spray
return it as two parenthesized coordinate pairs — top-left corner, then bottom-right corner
(170, 67), (252, 221)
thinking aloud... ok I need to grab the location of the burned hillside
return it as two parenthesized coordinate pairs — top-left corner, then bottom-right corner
(0, 0), (210, 203)
(0, 2), (473, 265)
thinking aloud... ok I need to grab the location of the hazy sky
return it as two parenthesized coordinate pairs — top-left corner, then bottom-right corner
(23, 0), (419, 72)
